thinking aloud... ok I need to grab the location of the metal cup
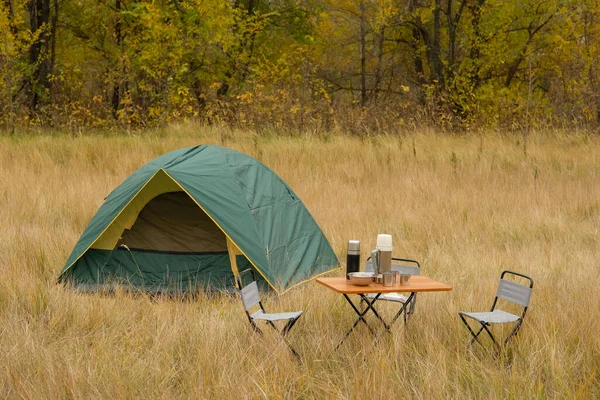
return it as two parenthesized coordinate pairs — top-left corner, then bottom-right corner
(393, 271), (400, 284)
(383, 272), (394, 287)
(399, 274), (411, 285)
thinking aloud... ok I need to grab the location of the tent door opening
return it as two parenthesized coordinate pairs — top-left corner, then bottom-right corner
(87, 191), (251, 291)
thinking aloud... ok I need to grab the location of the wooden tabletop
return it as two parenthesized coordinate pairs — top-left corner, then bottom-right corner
(316, 276), (452, 294)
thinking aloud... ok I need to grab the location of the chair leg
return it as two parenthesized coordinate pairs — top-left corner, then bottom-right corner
(406, 294), (417, 322)
(248, 317), (264, 335)
(266, 320), (277, 330)
(282, 336), (300, 359)
(281, 321), (301, 359)
(468, 326), (485, 347)
(391, 293), (414, 325)
(263, 318), (301, 359)
(281, 317), (299, 336)
(503, 319), (523, 346)
(459, 313), (490, 349)
(403, 294), (417, 324)
(479, 322), (500, 352)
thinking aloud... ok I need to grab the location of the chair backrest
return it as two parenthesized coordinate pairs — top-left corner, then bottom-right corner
(496, 279), (532, 307)
(493, 270), (534, 309)
(236, 269), (263, 312)
(240, 281), (261, 311)
(365, 257), (420, 275)
(391, 263), (420, 276)
(364, 260), (376, 273)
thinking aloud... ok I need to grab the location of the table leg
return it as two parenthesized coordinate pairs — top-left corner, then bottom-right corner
(359, 294), (391, 332)
(335, 293), (382, 350)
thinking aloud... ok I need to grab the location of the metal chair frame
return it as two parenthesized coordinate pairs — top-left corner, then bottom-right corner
(458, 270), (534, 352)
(363, 256), (421, 325)
(236, 269), (303, 358)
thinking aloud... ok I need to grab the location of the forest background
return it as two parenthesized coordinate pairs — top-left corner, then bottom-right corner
(1, 0), (599, 134)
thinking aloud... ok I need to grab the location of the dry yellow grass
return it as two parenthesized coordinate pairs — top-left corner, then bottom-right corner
(1, 126), (599, 398)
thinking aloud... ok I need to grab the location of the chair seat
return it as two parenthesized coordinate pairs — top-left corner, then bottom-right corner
(365, 292), (410, 303)
(460, 309), (520, 324)
(250, 310), (303, 321)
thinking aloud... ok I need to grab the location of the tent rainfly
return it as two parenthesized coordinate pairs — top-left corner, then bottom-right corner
(58, 145), (339, 294)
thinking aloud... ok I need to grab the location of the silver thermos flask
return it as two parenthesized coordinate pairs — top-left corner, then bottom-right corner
(377, 234), (392, 274)
(346, 240), (360, 279)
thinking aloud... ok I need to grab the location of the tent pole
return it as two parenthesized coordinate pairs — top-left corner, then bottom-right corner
(226, 238), (241, 288)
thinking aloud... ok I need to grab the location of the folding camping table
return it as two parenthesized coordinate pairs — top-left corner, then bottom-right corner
(316, 276), (452, 349)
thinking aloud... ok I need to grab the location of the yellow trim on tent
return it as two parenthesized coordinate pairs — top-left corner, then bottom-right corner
(92, 170), (181, 250)
(282, 264), (341, 294)
(160, 169), (282, 294)
(226, 238), (240, 287)
(59, 169), (164, 278)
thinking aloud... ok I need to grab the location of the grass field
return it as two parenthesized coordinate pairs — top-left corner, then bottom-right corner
(1, 126), (599, 398)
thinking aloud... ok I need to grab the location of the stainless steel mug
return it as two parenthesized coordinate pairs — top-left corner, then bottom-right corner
(383, 272), (394, 287)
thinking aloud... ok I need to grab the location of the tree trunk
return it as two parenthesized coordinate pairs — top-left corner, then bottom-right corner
(3, 30), (15, 135)
(359, 0), (367, 106)
(28, 0), (51, 110)
(408, 1), (426, 105)
(49, 0), (57, 76)
(4, 0), (17, 36)
(111, 0), (123, 118)
(468, 0), (486, 89)
(373, 26), (385, 100)
(413, 27), (425, 87)
(584, 9), (600, 124)
(430, 0), (443, 86)
(447, 0), (467, 77)
(240, 0), (255, 83)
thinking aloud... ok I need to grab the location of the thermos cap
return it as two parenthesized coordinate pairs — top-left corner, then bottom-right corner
(347, 240), (360, 254)
(376, 234), (393, 251)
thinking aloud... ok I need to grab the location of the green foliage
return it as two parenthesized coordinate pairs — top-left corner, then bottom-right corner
(0, 0), (46, 129)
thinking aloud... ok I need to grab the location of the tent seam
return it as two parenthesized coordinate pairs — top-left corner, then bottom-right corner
(160, 169), (282, 295)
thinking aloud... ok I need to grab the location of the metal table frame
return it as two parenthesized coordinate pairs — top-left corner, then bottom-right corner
(316, 276), (451, 349)
(338, 292), (415, 349)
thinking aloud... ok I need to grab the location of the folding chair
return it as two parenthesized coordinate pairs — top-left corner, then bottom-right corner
(236, 269), (303, 358)
(458, 270), (533, 352)
(363, 257), (421, 324)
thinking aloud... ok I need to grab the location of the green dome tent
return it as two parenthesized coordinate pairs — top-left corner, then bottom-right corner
(58, 145), (339, 294)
